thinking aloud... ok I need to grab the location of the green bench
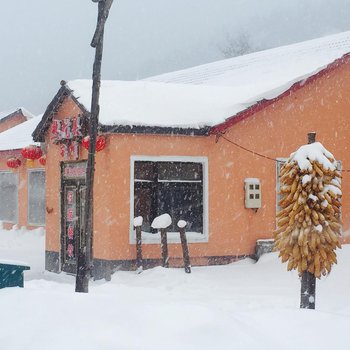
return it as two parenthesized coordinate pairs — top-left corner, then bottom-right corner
(0, 262), (30, 289)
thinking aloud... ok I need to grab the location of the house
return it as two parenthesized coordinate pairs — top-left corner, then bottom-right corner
(0, 107), (34, 133)
(33, 31), (350, 278)
(0, 115), (45, 230)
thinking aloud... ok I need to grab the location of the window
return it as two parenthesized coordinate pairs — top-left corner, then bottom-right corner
(0, 172), (18, 222)
(131, 157), (208, 242)
(276, 158), (287, 214)
(28, 170), (46, 225)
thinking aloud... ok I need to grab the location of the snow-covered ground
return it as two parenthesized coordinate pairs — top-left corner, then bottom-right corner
(1, 226), (350, 350)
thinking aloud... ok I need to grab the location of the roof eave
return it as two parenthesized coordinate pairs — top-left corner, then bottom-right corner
(100, 124), (210, 136)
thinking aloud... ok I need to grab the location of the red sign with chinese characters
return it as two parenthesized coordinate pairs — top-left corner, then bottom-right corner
(63, 162), (87, 179)
(67, 225), (74, 239)
(52, 116), (83, 142)
(67, 208), (74, 222)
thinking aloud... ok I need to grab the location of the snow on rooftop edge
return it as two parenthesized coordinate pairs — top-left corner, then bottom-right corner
(67, 79), (251, 128)
(0, 107), (35, 121)
(0, 115), (42, 151)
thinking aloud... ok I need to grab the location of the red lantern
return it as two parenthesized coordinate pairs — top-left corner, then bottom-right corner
(39, 155), (46, 166)
(6, 157), (21, 169)
(21, 145), (43, 160)
(21, 145), (42, 167)
(96, 135), (106, 152)
(82, 136), (90, 150)
(82, 135), (106, 152)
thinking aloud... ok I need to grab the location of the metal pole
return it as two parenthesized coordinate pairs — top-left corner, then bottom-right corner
(75, 0), (113, 293)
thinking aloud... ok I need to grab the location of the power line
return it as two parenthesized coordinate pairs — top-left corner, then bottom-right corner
(219, 134), (284, 163)
(218, 133), (350, 172)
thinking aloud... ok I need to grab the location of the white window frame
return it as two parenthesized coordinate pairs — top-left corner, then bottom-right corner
(130, 155), (209, 244)
(27, 169), (46, 226)
(276, 158), (287, 216)
(0, 170), (18, 223)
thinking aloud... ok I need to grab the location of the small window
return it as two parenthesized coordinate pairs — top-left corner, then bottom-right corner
(28, 170), (46, 225)
(255, 184), (260, 190)
(249, 194), (254, 199)
(249, 184), (254, 190)
(0, 172), (18, 222)
(255, 194), (260, 199)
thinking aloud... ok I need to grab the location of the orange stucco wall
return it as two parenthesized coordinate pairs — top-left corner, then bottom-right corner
(45, 62), (350, 266)
(0, 149), (44, 229)
(0, 114), (27, 133)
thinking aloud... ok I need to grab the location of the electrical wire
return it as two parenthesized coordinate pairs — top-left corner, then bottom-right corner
(218, 133), (350, 172)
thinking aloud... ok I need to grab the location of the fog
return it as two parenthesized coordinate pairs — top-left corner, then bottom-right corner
(1, 0), (350, 114)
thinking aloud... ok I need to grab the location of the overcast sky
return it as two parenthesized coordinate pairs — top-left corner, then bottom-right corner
(1, 0), (350, 115)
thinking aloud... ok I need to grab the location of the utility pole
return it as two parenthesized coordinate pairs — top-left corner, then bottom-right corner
(300, 132), (316, 309)
(75, 0), (114, 293)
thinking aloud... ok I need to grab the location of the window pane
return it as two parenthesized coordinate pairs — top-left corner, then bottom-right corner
(158, 162), (202, 181)
(0, 172), (18, 222)
(134, 182), (154, 232)
(158, 182), (203, 232)
(134, 161), (155, 181)
(28, 171), (46, 225)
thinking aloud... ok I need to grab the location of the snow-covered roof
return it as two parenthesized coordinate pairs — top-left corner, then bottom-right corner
(0, 107), (35, 122)
(0, 115), (42, 151)
(63, 31), (350, 130)
(146, 31), (350, 91)
(67, 80), (247, 128)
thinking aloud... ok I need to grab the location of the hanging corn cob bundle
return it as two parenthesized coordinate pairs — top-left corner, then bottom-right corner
(274, 142), (342, 279)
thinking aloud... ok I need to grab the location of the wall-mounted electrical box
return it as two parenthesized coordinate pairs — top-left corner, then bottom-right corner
(244, 178), (261, 209)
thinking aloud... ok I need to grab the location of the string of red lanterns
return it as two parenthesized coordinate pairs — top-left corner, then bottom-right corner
(6, 157), (21, 169)
(82, 135), (106, 152)
(21, 145), (43, 161)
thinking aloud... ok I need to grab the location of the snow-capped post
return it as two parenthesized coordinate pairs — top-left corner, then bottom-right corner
(133, 216), (143, 272)
(177, 220), (191, 273)
(151, 214), (172, 268)
(274, 133), (342, 310)
(75, 0), (113, 293)
(301, 132), (317, 309)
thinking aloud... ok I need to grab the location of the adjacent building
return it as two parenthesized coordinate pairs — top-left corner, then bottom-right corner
(0, 115), (45, 230)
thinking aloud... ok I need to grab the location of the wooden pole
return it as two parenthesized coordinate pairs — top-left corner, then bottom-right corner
(160, 229), (169, 268)
(75, 0), (113, 293)
(300, 270), (316, 309)
(178, 222), (191, 273)
(300, 131), (317, 309)
(135, 225), (143, 271)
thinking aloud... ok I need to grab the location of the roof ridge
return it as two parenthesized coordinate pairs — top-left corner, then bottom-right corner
(145, 30), (350, 85)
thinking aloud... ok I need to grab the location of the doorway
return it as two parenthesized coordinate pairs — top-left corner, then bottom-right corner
(60, 162), (87, 274)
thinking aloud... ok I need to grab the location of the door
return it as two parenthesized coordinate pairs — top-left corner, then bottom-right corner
(61, 162), (87, 274)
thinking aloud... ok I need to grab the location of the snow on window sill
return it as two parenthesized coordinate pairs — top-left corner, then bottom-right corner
(130, 230), (208, 244)
(27, 222), (45, 227)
